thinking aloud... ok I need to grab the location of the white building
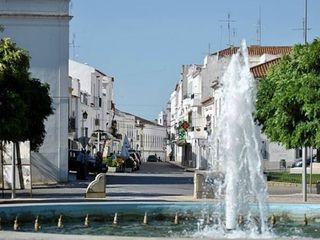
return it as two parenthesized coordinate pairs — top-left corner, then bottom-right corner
(135, 116), (167, 161)
(69, 60), (114, 155)
(115, 110), (167, 161)
(112, 109), (136, 154)
(0, 0), (71, 183)
(158, 101), (171, 159)
(165, 45), (296, 171)
(209, 45), (294, 170)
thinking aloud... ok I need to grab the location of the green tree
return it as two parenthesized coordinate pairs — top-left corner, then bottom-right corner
(0, 38), (54, 151)
(255, 38), (320, 149)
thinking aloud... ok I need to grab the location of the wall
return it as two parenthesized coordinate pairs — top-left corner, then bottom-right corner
(0, 0), (71, 183)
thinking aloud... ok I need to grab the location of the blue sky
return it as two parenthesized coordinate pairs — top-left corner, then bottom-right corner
(70, 0), (320, 121)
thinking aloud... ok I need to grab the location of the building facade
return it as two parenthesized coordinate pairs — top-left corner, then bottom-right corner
(69, 60), (115, 155)
(164, 45), (296, 171)
(0, 0), (71, 183)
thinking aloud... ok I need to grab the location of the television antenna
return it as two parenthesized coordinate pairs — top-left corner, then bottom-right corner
(293, 18), (311, 43)
(219, 13), (236, 47)
(256, 7), (262, 45)
(69, 33), (80, 59)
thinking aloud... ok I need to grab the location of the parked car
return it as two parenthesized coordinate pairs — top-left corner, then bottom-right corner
(130, 152), (141, 167)
(124, 156), (138, 171)
(291, 156), (317, 168)
(129, 150), (142, 165)
(147, 155), (158, 162)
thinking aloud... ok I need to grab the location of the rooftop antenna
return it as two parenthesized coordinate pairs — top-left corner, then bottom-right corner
(70, 1), (73, 15)
(219, 13), (236, 47)
(208, 43), (211, 55)
(69, 33), (80, 59)
(232, 27), (236, 46)
(256, 6), (262, 45)
(304, 0), (308, 44)
(219, 25), (223, 49)
(292, 18), (311, 43)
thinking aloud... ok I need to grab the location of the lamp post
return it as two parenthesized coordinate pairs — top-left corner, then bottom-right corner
(81, 111), (88, 148)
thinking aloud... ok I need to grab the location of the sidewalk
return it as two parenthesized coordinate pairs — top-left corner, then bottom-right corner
(165, 160), (195, 172)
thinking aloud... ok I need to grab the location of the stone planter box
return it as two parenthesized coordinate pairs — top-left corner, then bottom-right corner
(108, 167), (118, 173)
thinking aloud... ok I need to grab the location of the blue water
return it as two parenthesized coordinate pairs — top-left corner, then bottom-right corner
(1, 202), (320, 238)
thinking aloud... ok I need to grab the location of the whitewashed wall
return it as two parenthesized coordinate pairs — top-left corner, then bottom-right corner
(0, 0), (71, 184)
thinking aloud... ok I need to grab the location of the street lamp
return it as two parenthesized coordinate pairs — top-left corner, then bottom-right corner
(82, 111), (88, 138)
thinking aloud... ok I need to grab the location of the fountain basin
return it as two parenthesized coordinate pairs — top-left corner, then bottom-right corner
(1, 201), (320, 239)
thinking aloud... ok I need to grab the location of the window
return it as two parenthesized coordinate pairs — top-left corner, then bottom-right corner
(295, 148), (302, 159)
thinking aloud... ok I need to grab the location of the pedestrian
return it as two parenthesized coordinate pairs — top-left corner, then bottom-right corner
(76, 150), (85, 180)
(169, 152), (173, 161)
(83, 150), (90, 179)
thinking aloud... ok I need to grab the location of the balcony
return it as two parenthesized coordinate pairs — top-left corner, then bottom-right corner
(190, 93), (201, 107)
(188, 127), (207, 139)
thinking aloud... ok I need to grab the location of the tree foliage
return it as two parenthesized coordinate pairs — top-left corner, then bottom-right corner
(255, 38), (320, 149)
(0, 38), (54, 151)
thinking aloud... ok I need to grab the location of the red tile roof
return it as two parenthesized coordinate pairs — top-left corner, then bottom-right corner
(250, 58), (281, 78)
(214, 45), (292, 58)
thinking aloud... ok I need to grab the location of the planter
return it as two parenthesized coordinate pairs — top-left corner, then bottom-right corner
(108, 167), (118, 173)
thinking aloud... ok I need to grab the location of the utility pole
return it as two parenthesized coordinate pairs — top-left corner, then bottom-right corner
(302, 0), (308, 203)
(302, 147), (307, 202)
(220, 13), (236, 47)
(11, 143), (16, 199)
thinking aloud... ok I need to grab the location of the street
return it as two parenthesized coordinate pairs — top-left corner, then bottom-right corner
(104, 162), (194, 200)
(0, 161), (194, 200)
(1, 161), (319, 202)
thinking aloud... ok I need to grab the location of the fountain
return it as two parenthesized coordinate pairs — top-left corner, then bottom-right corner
(0, 41), (320, 239)
(216, 40), (268, 232)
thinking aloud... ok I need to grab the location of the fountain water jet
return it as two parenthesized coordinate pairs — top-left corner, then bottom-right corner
(215, 40), (268, 231)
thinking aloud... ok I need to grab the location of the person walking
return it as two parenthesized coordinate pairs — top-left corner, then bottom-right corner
(76, 150), (85, 180)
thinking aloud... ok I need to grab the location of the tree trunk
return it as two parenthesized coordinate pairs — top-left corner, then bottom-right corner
(0, 141), (4, 197)
(15, 142), (24, 189)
